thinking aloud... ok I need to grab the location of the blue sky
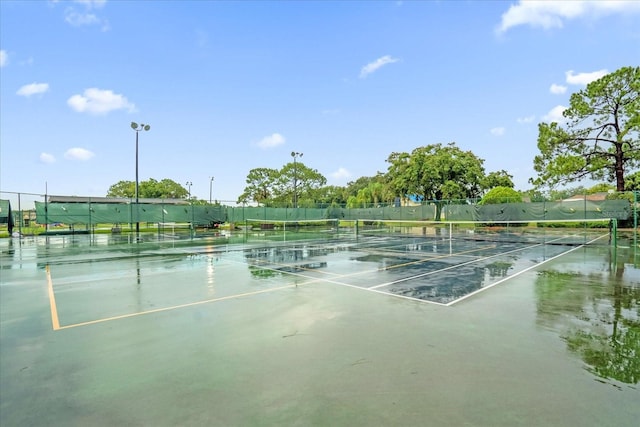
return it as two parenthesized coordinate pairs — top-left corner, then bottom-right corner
(1, 0), (639, 204)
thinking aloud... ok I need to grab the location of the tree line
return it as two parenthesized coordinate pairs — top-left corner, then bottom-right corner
(107, 66), (639, 207)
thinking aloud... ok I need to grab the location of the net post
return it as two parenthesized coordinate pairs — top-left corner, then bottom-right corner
(611, 218), (617, 247)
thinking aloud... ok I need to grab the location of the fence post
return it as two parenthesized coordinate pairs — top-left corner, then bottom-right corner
(17, 193), (22, 238)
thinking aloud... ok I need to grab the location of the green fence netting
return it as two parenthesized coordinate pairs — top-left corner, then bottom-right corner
(446, 200), (630, 222)
(28, 198), (632, 228)
(226, 206), (328, 223)
(34, 202), (227, 226)
(0, 200), (14, 233)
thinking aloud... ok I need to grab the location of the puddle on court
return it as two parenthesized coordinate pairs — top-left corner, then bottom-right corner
(2, 232), (639, 426)
(534, 243), (639, 387)
(353, 243), (573, 304)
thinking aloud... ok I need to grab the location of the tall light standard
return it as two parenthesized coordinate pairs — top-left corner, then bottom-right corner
(131, 122), (150, 242)
(209, 176), (214, 204)
(185, 181), (192, 200)
(291, 151), (303, 208)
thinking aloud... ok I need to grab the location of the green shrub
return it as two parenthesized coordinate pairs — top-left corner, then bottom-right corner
(479, 186), (523, 205)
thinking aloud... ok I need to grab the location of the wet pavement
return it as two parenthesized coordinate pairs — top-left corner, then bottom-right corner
(1, 231), (638, 426)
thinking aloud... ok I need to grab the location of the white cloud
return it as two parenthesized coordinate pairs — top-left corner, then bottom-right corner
(359, 55), (399, 78)
(496, 0), (640, 34)
(549, 83), (567, 94)
(256, 133), (285, 149)
(330, 167), (352, 180)
(64, 147), (95, 161)
(67, 88), (135, 115)
(0, 50), (7, 67)
(517, 115), (535, 123)
(490, 127), (506, 136)
(39, 152), (56, 164)
(17, 82), (50, 97)
(543, 105), (567, 124)
(63, 0), (110, 30)
(565, 69), (608, 85)
(65, 10), (99, 26)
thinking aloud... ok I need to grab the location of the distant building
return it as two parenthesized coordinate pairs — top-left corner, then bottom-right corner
(563, 192), (610, 202)
(48, 196), (190, 205)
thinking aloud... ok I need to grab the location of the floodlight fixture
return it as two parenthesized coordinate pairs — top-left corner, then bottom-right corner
(131, 121), (151, 242)
(291, 151), (303, 208)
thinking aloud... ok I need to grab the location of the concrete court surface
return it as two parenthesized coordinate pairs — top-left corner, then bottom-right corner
(0, 233), (638, 426)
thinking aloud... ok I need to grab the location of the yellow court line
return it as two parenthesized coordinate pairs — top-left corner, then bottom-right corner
(56, 284), (296, 330)
(46, 265), (61, 331)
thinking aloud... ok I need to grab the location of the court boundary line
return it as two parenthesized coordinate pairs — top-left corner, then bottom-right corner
(233, 233), (608, 307)
(46, 265), (297, 330)
(445, 233), (609, 306)
(367, 242), (548, 290)
(444, 245), (584, 306)
(45, 232), (610, 329)
(224, 257), (451, 306)
(46, 265), (61, 330)
(243, 241), (498, 279)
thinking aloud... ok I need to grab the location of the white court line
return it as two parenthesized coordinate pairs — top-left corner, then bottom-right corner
(224, 233), (608, 307)
(224, 256), (451, 306)
(445, 233), (609, 306)
(224, 241), (518, 306)
(239, 240), (497, 283)
(55, 283), (298, 330)
(368, 242), (546, 290)
(49, 233), (608, 330)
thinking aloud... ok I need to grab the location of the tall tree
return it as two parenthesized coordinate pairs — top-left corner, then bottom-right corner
(386, 143), (486, 219)
(344, 176), (395, 208)
(312, 185), (349, 207)
(106, 180), (135, 198)
(237, 162), (327, 206)
(483, 170), (514, 189)
(237, 168), (279, 205)
(624, 171), (640, 191)
(106, 178), (188, 199)
(277, 161), (327, 207)
(141, 178), (189, 199)
(531, 66), (640, 192)
(344, 173), (388, 197)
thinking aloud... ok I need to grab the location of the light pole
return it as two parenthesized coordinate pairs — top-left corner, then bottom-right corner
(186, 181), (192, 200)
(291, 151), (303, 208)
(131, 122), (150, 242)
(209, 176), (214, 204)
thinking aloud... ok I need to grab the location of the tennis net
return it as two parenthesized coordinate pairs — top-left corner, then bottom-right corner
(355, 218), (615, 246)
(243, 218), (346, 233)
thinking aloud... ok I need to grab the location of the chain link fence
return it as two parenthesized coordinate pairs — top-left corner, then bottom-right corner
(2, 191), (637, 238)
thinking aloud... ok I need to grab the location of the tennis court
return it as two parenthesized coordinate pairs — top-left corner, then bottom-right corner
(1, 224), (638, 426)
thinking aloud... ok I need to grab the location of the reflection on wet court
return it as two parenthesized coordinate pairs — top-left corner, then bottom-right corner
(28, 231), (584, 328)
(239, 235), (579, 305)
(1, 230), (638, 426)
